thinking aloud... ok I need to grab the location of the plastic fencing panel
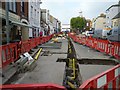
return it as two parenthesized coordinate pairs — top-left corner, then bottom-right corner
(1, 35), (54, 68)
(113, 42), (120, 60)
(1, 84), (67, 90)
(0, 46), (2, 68)
(69, 35), (120, 60)
(79, 64), (120, 89)
(1, 43), (18, 68)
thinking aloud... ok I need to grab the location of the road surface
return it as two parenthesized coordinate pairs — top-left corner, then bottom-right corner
(9, 38), (114, 85)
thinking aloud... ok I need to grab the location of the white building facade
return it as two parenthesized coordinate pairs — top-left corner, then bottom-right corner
(94, 16), (106, 30)
(28, 0), (41, 38)
(106, 3), (120, 28)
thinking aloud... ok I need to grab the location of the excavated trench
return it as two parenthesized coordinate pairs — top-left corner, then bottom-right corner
(57, 38), (119, 89)
(57, 38), (82, 89)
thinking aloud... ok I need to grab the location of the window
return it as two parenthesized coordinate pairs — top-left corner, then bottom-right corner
(31, 6), (33, 18)
(114, 22), (116, 27)
(9, 0), (16, 12)
(35, 9), (36, 18)
(37, 11), (39, 18)
(21, 0), (24, 15)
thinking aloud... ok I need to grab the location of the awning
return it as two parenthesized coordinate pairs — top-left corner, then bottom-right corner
(32, 26), (40, 29)
(11, 20), (32, 28)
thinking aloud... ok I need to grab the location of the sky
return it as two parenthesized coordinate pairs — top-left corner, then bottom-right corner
(41, 0), (119, 24)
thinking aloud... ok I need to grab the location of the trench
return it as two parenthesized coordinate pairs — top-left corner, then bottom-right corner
(57, 38), (82, 89)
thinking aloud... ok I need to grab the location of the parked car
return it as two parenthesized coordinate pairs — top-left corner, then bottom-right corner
(107, 27), (120, 42)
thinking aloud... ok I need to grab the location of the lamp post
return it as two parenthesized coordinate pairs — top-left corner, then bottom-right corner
(5, 1), (10, 44)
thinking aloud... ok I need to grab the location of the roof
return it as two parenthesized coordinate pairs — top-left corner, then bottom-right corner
(112, 12), (120, 19)
(106, 4), (120, 11)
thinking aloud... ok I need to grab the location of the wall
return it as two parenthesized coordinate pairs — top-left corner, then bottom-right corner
(94, 17), (106, 30)
(29, 0), (41, 38)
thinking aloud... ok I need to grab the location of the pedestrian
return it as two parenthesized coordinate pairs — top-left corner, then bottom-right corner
(40, 31), (43, 37)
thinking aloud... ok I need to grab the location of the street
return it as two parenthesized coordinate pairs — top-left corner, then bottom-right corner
(8, 38), (114, 85)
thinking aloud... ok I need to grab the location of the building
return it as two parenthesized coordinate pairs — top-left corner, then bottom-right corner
(41, 9), (50, 36)
(1, 0), (31, 45)
(62, 24), (70, 32)
(85, 19), (92, 31)
(106, 1), (120, 28)
(112, 12), (120, 28)
(41, 9), (61, 35)
(92, 13), (106, 30)
(49, 15), (61, 34)
(28, 0), (42, 38)
(57, 20), (61, 32)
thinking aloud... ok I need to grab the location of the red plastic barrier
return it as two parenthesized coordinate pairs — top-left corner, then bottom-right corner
(68, 33), (120, 60)
(1, 83), (66, 90)
(112, 42), (120, 60)
(1, 43), (18, 68)
(79, 64), (120, 89)
(21, 40), (31, 53)
(0, 34), (54, 68)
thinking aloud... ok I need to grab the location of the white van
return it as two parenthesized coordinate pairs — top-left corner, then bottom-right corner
(107, 27), (120, 42)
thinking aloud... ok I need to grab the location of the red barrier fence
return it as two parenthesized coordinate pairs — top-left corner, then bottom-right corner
(1, 83), (66, 90)
(1, 64), (120, 90)
(0, 34), (53, 68)
(68, 33), (120, 60)
(79, 64), (120, 89)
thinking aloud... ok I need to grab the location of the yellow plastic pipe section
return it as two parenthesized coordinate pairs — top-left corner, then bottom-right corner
(34, 48), (42, 60)
(71, 58), (76, 80)
(67, 81), (75, 88)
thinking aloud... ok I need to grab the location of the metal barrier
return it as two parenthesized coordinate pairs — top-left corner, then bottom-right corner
(1, 83), (66, 90)
(68, 33), (120, 60)
(79, 64), (120, 89)
(0, 34), (53, 68)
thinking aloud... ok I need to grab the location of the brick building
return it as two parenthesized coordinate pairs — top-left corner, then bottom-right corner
(1, 0), (30, 44)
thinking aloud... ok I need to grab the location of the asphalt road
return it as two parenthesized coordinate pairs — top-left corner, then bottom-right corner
(9, 38), (115, 85)
(12, 38), (68, 85)
(73, 41), (114, 82)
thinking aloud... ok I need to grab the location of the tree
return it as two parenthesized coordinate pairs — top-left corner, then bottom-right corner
(70, 17), (86, 33)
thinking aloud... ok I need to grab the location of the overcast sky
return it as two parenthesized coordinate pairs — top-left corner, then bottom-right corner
(41, 0), (119, 24)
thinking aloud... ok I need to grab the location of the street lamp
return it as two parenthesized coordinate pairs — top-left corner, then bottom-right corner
(5, 1), (10, 44)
